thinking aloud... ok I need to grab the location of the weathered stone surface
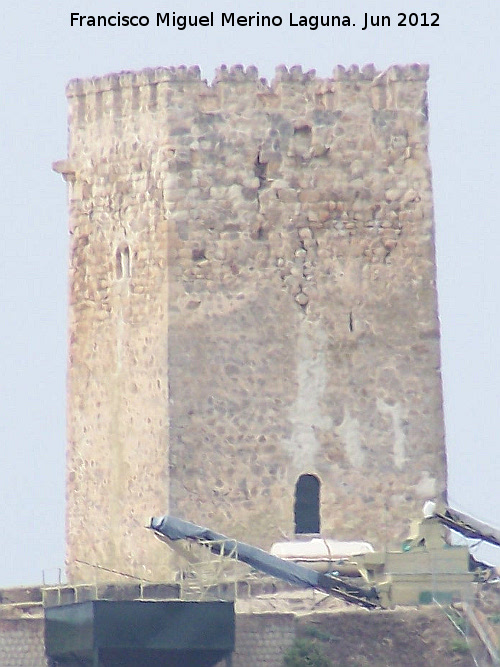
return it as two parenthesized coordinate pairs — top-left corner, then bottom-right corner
(61, 64), (446, 583)
(0, 619), (47, 666)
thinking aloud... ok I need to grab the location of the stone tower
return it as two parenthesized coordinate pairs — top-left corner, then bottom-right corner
(55, 63), (446, 583)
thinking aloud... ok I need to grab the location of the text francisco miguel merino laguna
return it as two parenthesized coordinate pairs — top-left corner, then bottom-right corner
(70, 11), (440, 30)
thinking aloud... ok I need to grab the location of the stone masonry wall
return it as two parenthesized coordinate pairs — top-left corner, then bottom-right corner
(59, 63), (446, 583)
(0, 620), (47, 667)
(0, 608), (478, 667)
(231, 609), (477, 667)
(232, 613), (295, 666)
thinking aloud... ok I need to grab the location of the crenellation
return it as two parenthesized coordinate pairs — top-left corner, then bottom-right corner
(66, 63), (430, 121)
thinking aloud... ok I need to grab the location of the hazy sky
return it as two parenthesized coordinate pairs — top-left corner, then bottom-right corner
(1, 0), (499, 587)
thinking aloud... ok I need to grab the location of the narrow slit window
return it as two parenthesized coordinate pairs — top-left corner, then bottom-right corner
(294, 474), (321, 534)
(116, 244), (131, 280)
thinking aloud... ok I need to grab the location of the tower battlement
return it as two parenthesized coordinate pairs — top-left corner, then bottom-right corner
(66, 63), (429, 94)
(64, 63), (429, 132)
(59, 64), (445, 584)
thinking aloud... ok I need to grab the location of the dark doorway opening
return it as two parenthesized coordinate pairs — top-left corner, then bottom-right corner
(294, 474), (320, 534)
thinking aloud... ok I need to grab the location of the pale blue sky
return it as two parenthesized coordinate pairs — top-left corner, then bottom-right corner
(1, 0), (499, 586)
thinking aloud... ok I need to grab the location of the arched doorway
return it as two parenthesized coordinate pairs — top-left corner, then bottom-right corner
(294, 474), (320, 534)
